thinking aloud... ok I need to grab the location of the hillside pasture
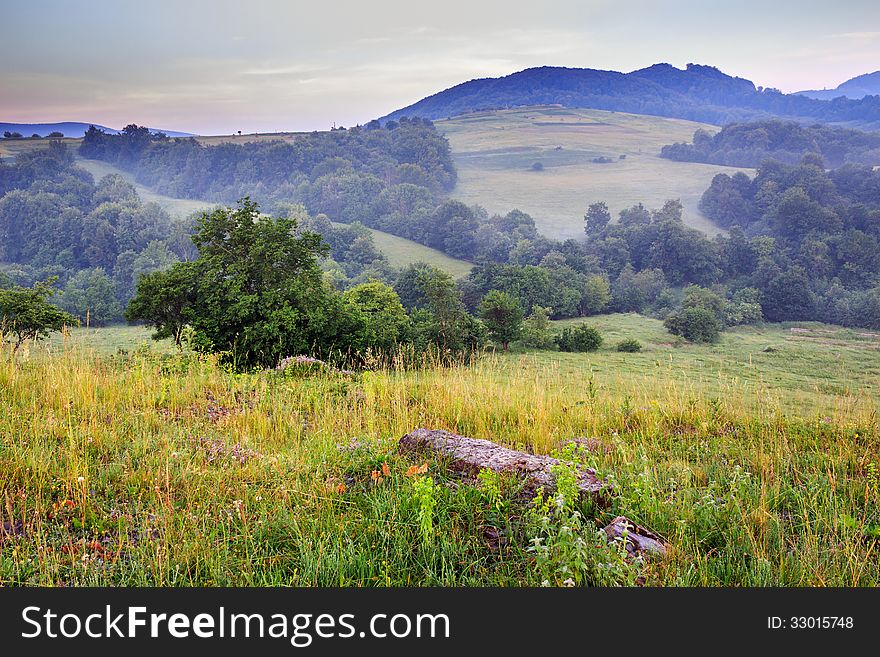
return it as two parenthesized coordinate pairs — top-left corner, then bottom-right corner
(437, 107), (753, 239)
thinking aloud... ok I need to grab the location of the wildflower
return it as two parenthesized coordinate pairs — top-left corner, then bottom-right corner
(382, 462), (391, 477)
(563, 578), (576, 587)
(336, 482), (347, 494)
(405, 463), (429, 477)
(77, 476), (84, 483)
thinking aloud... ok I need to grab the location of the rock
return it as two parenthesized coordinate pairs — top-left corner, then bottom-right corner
(399, 428), (610, 502)
(603, 516), (667, 558)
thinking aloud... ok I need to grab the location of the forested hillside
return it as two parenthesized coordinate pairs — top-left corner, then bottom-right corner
(0, 142), (395, 323)
(661, 120), (880, 167)
(380, 64), (880, 129)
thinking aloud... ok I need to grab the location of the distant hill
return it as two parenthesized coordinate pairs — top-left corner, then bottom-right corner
(797, 71), (880, 100)
(380, 63), (880, 130)
(0, 121), (193, 138)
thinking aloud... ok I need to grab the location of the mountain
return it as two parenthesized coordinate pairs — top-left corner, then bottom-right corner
(380, 63), (880, 129)
(797, 71), (880, 100)
(0, 121), (194, 138)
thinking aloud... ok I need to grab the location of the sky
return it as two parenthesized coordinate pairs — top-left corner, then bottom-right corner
(2, 0), (879, 134)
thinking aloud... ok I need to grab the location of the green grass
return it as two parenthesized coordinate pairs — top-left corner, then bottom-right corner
(330, 222), (472, 278)
(2, 314), (879, 587)
(437, 107), (753, 239)
(73, 157), (219, 218)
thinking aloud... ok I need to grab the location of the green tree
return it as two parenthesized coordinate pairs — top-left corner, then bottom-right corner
(584, 202), (611, 236)
(520, 305), (555, 349)
(580, 275), (611, 315)
(128, 199), (342, 367)
(343, 281), (409, 353)
(126, 262), (197, 347)
(479, 290), (523, 351)
(0, 279), (77, 355)
(60, 268), (123, 325)
(664, 306), (722, 343)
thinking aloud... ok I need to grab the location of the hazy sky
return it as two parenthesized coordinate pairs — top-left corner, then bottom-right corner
(2, 0), (879, 134)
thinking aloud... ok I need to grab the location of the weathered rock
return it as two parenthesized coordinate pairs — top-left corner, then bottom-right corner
(603, 516), (668, 558)
(399, 428), (610, 501)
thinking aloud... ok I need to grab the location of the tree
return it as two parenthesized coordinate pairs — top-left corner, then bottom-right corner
(60, 268), (123, 325)
(725, 287), (763, 326)
(342, 281), (409, 353)
(127, 199), (340, 366)
(761, 266), (815, 322)
(479, 290), (523, 351)
(0, 279), (77, 355)
(584, 202), (611, 236)
(580, 275), (611, 315)
(126, 262), (197, 347)
(520, 305), (555, 349)
(664, 306), (722, 343)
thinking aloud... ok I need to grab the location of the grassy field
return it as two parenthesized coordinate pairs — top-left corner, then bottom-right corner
(330, 222), (473, 278)
(2, 315), (878, 587)
(74, 157), (219, 218)
(437, 107), (753, 239)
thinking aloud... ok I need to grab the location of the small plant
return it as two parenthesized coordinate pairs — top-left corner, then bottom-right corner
(531, 161), (544, 171)
(412, 475), (437, 546)
(616, 338), (642, 352)
(477, 468), (507, 515)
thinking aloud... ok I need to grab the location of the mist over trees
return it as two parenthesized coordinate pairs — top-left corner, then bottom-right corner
(661, 120), (880, 168)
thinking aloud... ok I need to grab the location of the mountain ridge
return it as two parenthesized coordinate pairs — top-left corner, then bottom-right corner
(380, 63), (880, 130)
(797, 70), (880, 100)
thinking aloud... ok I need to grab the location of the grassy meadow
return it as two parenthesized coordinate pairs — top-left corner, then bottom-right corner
(2, 315), (879, 587)
(437, 107), (753, 239)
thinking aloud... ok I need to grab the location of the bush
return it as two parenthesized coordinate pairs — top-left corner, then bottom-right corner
(664, 306), (722, 343)
(531, 162), (544, 171)
(520, 305), (555, 349)
(615, 338), (642, 352)
(555, 324), (603, 352)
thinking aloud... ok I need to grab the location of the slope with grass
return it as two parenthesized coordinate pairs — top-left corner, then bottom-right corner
(74, 155), (473, 277)
(437, 107), (752, 239)
(2, 314), (878, 586)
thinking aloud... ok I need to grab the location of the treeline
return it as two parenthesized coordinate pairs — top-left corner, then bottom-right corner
(0, 144), (393, 324)
(661, 120), (880, 168)
(80, 118), (455, 226)
(696, 157), (880, 327)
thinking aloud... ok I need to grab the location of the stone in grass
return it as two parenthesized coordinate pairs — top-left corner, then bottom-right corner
(602, 516), (668, 558)
(399, 428), (611, 502)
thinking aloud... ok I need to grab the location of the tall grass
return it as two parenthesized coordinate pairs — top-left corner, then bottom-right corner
(1, 340), (878, 586)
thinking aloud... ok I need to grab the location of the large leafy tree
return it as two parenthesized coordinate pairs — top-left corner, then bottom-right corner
(128, 199), (347, 367)
(0, 279), (77, 354)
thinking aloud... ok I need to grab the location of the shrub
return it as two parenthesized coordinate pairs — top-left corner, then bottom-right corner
(531, 161), (544, 171)
(616, 338), (642, 352)
(664, 306), (722, 343)
(520, 305), (556, 349)
(555, 324), (603, 352)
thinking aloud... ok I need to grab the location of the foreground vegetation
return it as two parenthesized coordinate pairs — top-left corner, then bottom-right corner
(2, 317), (878, 586)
